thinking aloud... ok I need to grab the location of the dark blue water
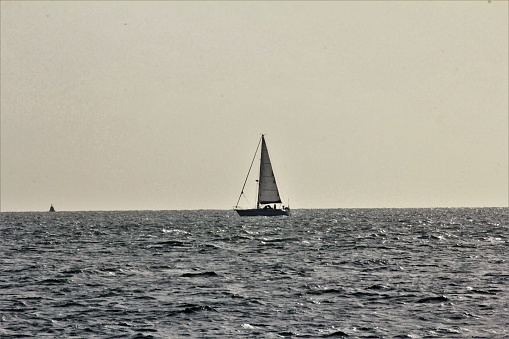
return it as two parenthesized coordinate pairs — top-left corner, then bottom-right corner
(1, 208), (508, 338)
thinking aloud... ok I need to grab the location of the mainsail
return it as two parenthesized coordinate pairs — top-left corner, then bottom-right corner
(258, 135), (282, 204)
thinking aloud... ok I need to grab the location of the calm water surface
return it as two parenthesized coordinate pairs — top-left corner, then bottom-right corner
(1, 208), (508, 338)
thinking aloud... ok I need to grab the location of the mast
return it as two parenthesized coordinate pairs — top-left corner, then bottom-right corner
(256, 135), (264, 208)
(256, 135), (263, 208)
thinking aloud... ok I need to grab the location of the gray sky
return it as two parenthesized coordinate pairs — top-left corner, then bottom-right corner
(1, 1), (508, 212)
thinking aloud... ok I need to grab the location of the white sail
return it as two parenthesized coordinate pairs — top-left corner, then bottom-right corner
(258, 135), (282, 204)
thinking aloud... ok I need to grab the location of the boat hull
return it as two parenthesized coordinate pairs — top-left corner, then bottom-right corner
(235, 208), (290, 217)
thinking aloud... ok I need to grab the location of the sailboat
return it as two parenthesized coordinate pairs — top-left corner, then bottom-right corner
(49, 204), (56, 212)
(235, 134), (290, 216)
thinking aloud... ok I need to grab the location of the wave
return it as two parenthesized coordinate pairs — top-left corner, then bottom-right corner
(320, 330), (350, 337)
(416, 295), (450, 303)
(168, 304), (217, 316)
(181, 271), (219, 277)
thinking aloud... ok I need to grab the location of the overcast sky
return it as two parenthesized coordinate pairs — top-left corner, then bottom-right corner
(1, 1), (507, 212)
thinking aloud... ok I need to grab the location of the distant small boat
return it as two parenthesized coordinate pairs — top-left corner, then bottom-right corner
(49, 204), (56, 212)
(234, 134), (290, 216)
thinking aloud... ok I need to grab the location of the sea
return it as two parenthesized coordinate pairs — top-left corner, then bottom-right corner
(1, 208), (508, 338)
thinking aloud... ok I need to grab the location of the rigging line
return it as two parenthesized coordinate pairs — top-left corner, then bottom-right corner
(242, 193), (252, 207)
(235, 135), (263, 208)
